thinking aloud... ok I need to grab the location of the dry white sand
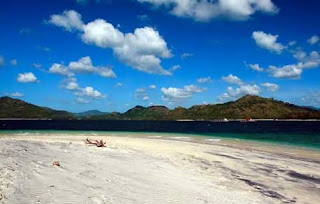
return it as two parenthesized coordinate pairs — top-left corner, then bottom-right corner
(1, 133), (320, 204)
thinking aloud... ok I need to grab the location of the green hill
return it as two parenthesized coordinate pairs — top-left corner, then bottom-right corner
(122, 105), (170, 120)
(0, 96), (74, 119)
(184, 95), (320, 119)
(1, 95), (320, 120)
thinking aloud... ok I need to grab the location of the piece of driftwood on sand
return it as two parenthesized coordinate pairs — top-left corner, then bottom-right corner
(85, 138), (106, 147)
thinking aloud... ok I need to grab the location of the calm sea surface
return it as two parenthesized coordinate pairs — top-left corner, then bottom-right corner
(1, 120), (320, 149)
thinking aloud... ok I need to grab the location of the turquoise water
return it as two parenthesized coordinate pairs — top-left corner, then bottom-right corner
(1, 130), (320, 149)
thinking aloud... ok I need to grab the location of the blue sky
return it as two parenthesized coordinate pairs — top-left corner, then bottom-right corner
(1, 0), (320, 112)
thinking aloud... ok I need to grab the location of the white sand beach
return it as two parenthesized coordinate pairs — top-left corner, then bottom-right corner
(1, 133), (320, 204)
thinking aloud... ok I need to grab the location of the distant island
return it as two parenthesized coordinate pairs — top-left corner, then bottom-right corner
(1, 95), (320, 120)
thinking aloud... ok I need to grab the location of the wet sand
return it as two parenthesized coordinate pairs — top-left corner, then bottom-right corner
(0, 133), (320, 204)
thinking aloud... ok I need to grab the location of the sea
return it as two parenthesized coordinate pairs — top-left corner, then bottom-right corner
(1, 120), (320, 149)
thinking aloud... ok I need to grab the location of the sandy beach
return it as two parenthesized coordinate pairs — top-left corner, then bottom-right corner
(1, 132), (320, 204)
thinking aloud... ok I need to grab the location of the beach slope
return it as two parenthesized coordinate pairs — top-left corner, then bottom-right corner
(1, 134), (320, 204)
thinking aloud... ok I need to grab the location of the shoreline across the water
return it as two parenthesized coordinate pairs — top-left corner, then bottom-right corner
(1, 132), (320, 204)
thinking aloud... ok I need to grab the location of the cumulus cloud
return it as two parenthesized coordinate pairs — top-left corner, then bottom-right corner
(260, 82), (279, 92)
(137, 0), (278, 22)
(268, 51), (320, 79)
(48, 10), (172, 75)
(49, 63), (74, 77)
(10, 59), (17, 66)
(197, 76), (212, 83)
(62, 77), (105, 101)
(49, 56), (116, 78)
(307, 35), (319, 45)
(217, 84), (261, 102)
(0, 55), (5, 66)
(149, 84), (156, 89)
(81, 19), (124, 48)
(64, 77), (80, 90)
(268, 65), (302, 79)
(69, 56), (116, 78)
(248, 63), (264, 72)
(112, 26), (172, 75)
(75, 86), (105, 99)
(222, 74), (243, 85)
(252, 31), (286, 54)
(17, 72), (38, 83)
(48, 10), (84, 31)
(161, 84), (206, 102)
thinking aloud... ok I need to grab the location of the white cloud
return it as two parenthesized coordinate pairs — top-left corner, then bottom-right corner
(137, 0), (278, 22)
(248, 63), (264, 72)
(65, 78), (80, 90)
(218, 84), (261, 102)
(307, 35), (319, 45)
(181, 52), (193, 59)
(170, 65), (181, 71)
(62, 77), (105, 100)
(149, 84), (156, 89)
(268, 51), (320, 79)
(9, 92), (24, 97)
(17, 72), (38, 83)
(10, 59), (17, 66)
(68, 56), (96, 72)
(292, 50), (307, 61)
(49, 63), (74, 77)
(49, 10), (172, 75)
(260, 82), (279, 92)
(197, 76), (212, 83)
(268, 65), (302, 79)
(0, 55), (5, 66)
(81, 19), (124, 48)
(115, 82), (123, 87)
(252, 31), (286, 54)
(161, 84), (206, 102)
(76, 86), (105, 99)
(113, 27), (172, 75)
(69, 56), (116, 78)
(222, 74), (243, 85)
(49, 56), (116, 78)
(48, 10), (84, 32)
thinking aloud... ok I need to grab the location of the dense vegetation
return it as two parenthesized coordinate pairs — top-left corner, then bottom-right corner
(0, 96), (74, 119)
(1, 95), (320, 120)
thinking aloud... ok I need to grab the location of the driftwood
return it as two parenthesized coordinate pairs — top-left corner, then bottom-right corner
(85, 138), (106, 147)
(53, 161), (60, 166)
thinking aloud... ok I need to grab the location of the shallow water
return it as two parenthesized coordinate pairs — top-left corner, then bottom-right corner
(1, 130), (320, 149)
